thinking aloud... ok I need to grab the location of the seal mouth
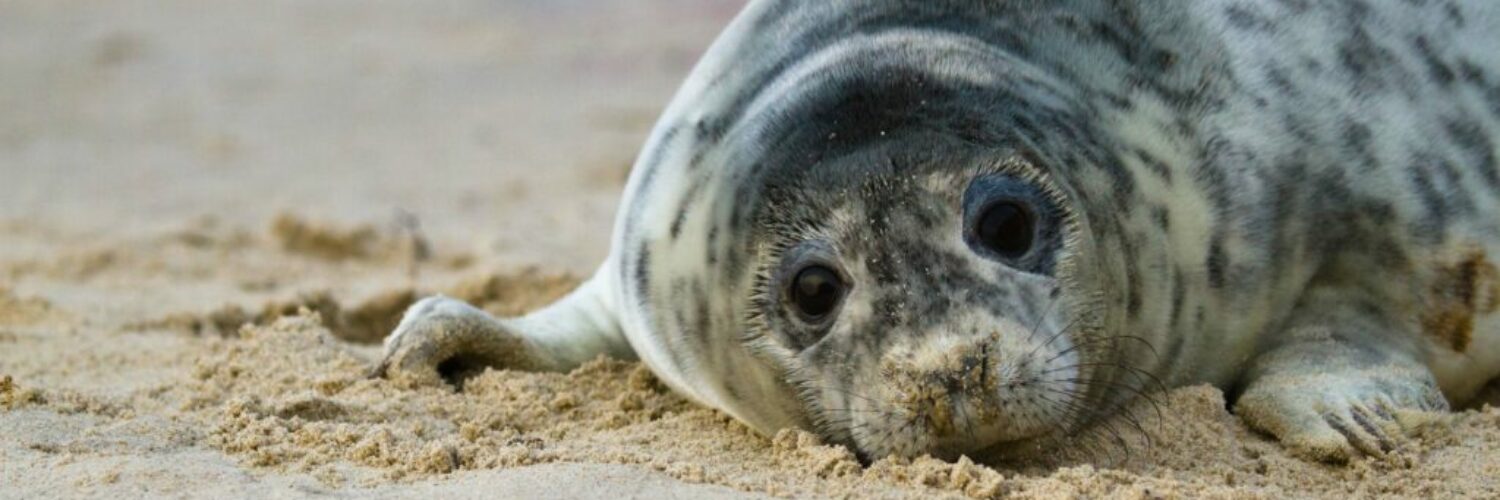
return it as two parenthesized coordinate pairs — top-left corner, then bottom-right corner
(817, 320), (1090, 460)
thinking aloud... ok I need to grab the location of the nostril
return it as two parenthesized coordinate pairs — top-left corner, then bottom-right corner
(941, 375), (967, 394)
(958, 352), (991, 387)
(961, 354), (986, 376)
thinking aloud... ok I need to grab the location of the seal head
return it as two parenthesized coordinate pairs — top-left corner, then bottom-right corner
(741, 144), (1116, 460)
(617, 14), (1143, 460)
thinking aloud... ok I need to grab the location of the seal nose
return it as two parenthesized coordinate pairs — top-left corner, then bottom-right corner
(882, 335), (998, 434)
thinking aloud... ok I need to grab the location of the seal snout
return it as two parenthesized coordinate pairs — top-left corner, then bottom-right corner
(882, 334), (1003, 437)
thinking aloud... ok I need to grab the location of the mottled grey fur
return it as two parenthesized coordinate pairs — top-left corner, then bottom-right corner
(377, 0), (1500, 462)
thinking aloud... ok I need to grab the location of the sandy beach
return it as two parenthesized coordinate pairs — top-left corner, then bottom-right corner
(3, 1), (1499, 498)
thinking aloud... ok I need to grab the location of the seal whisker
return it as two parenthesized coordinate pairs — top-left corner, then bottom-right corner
(1023, 314), (1087, 362)
(1042, 334), (1159, 366)
(1024, 290), (1064, 345)
(1031, 382), (1148, 436)
(1042, 375), (1166, 430)
(1049, 375), (1168, 436)
(1040, 360), (1170, 396)
(1025, 384), (1093, 427)
(1032, 390), (1136, 464)
(1039, 391), (1133, 464)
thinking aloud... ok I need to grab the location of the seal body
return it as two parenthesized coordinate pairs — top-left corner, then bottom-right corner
(380, 0), (1500, 462)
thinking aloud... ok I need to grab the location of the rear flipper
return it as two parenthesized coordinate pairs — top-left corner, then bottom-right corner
(372, 268), (636, 387)
(1234, 288), (1449, 462)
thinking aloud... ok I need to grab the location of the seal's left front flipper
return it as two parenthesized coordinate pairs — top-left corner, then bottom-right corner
(1233, 288), (1449, 462)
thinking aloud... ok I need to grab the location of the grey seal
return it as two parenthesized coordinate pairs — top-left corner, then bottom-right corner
(375, 0), (1500, 462)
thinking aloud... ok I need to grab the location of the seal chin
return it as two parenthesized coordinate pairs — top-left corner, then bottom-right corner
(919, 420), (1029, 462)
(842, 379), (1080, 461)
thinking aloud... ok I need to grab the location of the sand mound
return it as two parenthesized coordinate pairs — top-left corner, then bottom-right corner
(164, 307), (1500, 498)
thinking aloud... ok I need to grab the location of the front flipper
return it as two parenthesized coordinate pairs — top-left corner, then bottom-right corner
(1234, 289), (1449, 462)
(373, 268), (636, 388)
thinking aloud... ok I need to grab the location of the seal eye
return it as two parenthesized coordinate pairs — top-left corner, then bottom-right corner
(790, 265), (844, 320)
(975, 201), (1034, 258)
(964, 174), (1059, 274)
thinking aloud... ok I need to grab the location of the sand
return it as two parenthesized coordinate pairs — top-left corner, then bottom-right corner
(3, 1), (1500, 498)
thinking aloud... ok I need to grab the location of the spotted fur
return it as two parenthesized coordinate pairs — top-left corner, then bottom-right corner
(379, 0), (1500, 462)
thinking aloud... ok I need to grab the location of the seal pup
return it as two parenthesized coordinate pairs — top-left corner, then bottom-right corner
(375, 0), (1500, 462)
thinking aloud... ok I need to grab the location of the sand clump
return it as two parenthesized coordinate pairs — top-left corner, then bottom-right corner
(269, 212), (432, 267)
(134, 289), (418, 343)
(1, 374), (43, 409)
(0, 287), (66, 326)
(133, 268), (578, 343)
(269, 213), (388, 262)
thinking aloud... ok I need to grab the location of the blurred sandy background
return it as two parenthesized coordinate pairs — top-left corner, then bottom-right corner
(2, 1), (1499, 498)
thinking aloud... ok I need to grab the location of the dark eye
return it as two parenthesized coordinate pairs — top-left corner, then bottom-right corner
(790, 265), (844, 320)
(975, 201), (1034, 259)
